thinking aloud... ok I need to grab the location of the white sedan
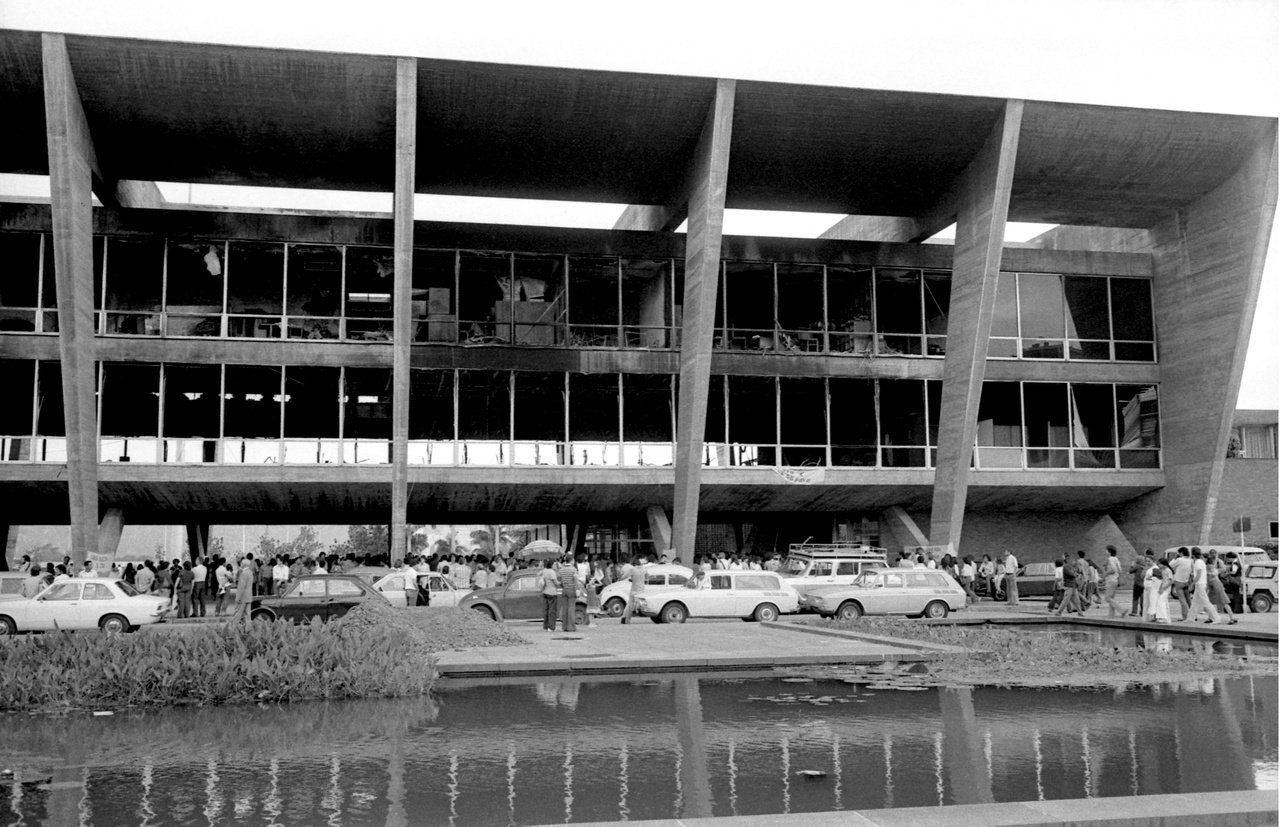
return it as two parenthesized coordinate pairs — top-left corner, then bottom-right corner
(598, 564), (694, 617)
(633, 571), (800, 623)
(0, 579), (171, 634)
(372, 571), (467, 608)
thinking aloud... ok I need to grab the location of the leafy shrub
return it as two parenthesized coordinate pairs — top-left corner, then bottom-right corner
(0, 616), (436, 712)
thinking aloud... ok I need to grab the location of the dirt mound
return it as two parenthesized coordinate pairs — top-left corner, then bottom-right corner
(338, 601), (527, 653)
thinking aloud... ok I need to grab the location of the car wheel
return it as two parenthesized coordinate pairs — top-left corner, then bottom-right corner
(660, 603), (687, 624)
(924, 601), (949, 619)
(836, 601), (863, 621)
(1250, 593), (1273, 614)
(99, 614), (129, 634)
(604, 597), (626, 618)
(471, 605), (496, 621)
(0, 616), (15, 636)
(250, 609), (275, 623)
(753, 603), (780, 623)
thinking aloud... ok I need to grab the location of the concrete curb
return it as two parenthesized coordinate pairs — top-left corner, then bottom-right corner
(761, 620), (969, 654)
(556, 788), (1278, 827)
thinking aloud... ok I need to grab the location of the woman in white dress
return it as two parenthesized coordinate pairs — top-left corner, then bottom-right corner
(1153, 559), (1173, 623)
(1142, 558), (1161, 622)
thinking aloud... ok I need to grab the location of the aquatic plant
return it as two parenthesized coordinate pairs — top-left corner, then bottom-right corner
(0, 616), (437, 712)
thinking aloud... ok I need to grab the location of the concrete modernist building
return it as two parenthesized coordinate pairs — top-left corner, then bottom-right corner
(0, 30), (1275, 567)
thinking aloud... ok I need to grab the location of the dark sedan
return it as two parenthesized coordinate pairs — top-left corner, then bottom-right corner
(460, 570), (592, 626)
(1015, 563), (1057, 597)
(250, 575), (383, 623)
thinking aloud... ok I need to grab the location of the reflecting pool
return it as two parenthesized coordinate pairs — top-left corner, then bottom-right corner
(1, 673), (1275, 825)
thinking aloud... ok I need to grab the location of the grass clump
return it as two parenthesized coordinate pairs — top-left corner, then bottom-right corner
(0, 613), (437, 712)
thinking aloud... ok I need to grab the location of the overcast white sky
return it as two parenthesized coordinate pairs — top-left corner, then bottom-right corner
(1, 0), (1276, 407)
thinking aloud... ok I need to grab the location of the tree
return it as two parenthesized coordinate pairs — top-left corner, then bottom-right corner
(335, 525), (391, 563)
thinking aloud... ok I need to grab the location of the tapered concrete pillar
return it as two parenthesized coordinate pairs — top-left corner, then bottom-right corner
(42, 34), (101, 567)
(928, 100), (1024, 554)
(1118, 125), (1277, 549)
(184, 523), (210, 561)
(674, 677), (713, 818)
(98, 508), (125, 559)
(672, 79), (735, 560)
(646, 505), (672, 561)
(0, 525), (9, 571)
(390, 57), (417, 566)
(939, 687), (994, 804)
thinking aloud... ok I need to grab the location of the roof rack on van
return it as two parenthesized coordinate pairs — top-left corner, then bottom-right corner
(786, 543), (887, 557)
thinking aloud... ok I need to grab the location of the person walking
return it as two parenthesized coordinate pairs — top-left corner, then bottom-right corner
(175, 560), (195, 619)
(958, 555), (978, 603)
(540, 559), (560, 632)
(621, 555), (647, 624)
(1103, 546), (1129, 617)
(1056, 551), (1086, 616)
(1129, 550), (1152, 616)
(1170, 547), (1193, 620)
(215, 561), (234, 616)
(558, 555), (579, 633)
(191, 557), (208, 617)
(1206, 551), (1238, 625)
(1048, 558), (1065, 612)
(231, 559), (256, 624)
(1222, 552), (1245, 615)
(1003, 550), (1019, 606)
(1185, 548), (1221, 624)
(1145, 559), (1172, 623)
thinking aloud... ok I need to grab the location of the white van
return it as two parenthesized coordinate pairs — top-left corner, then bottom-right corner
(1161, 546), (1270, 568)
(779, 544), (888, 602)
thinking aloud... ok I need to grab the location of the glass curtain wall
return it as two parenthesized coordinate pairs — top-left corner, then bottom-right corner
(99, 362), (160, 462)
(0, 234), (43, 333)
(102, 238), (164, 336)
(409, 369), (455, 464)
(0, 359), (35, 460)
(992, 272), (1155, 362)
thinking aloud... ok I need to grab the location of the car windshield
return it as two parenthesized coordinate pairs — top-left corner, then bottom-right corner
(781, 557), (808, 575)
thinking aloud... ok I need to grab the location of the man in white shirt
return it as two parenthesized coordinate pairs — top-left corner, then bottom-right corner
(191, 559), (209, 617)
(1185, 548), (1221, 623)
(1003, 550), (1020, 606)
(272, 559), (290, 595)
(76, 560), (97, 578)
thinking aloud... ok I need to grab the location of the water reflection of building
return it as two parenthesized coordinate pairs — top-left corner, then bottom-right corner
(2, 677), (1273, 823)
(0, 30), (1274, 569)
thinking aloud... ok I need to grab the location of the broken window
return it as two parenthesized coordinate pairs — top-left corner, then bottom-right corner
(103, 237), (164, 336)
(223, 365), (283, 464)
(975, 381), (1022, 468)
(165, 240), (224, 337)
(779, 377), (826, 466)
(723, 261), (774, 350)
(923, 270), (950, 356)
(1070, 383), (1116, 468)
(701, 375), (728, 466)
(1023, 382), (1070, 468)
(727, 375), (776, 465)
(100, 362), (160, 462)
(458, 369), (509, 464)
(162, 364), (220, 463)
(413, 250), (457, 343)
(285, 245), (341, 340)
(879, 379), (927, 467)
(1116, 384), (1160, 468)
(345, 246), (395, 342)
(623, 374), (673, 466)
(568, 257), (618, 346)
(1064, 276), (1110, 359)
(409, 368), (456, 465)
(622, 259), (673, 348)
(0, 233), (41, 332)
(38, 235), (103, 334)
(0, 360), (35, 460)
(1110, 279), (1155, 361)
(569, 373), (620, 464)
(226, 242), (284, 338)
(504, 256), (564, 346)
(776, 264), (825, 352)
(875, 268), (923, 355)
(1018, 273), (1065, 358)
(829, 378), (876, 466)
(514, 371), (565, 465)
(827, 266), (873, 355)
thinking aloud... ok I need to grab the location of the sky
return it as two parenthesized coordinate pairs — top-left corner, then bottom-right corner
(0, 0), (1276, 409)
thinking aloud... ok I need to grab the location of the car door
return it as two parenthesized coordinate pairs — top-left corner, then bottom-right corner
(278, 579), (327, 622)
(325, 579), (367, 620)
(25, 581), (83, 630)
(870, 571), (908, 614)
(429, 573), (461, 607)
(694, 574), (736, 617)
(502, 573), (544, 619)
(732, 574), (772, 616)
(376, 575), (408, 608)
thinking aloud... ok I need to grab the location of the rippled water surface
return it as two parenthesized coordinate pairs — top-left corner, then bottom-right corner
(2, 674), (1275, 825)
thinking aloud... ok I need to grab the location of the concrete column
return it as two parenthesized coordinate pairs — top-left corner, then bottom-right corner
(184, 523), (210, 560)
(42, 33), (100, 567)
(613, 203), (685, 232)
(674, 677), (713, 819)
(927, 100), (1024, 554)
(390, 57), (417, 566)
(0, 525), (9, 571)
(939, 687), (994, 805)
(672, 79), (735, 560)
(98, 507), (125, 559)
(645, 505), (672, 561)
(881, 505), (928, 551)
(1119, 125), (1277, 548)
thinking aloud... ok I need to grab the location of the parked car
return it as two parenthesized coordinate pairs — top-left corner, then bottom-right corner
(805, 569), (966, 620)
(0, 579), (170, 635)
(633, 570), (800, 623)
(0, 572), (29, 601)
(598, 564), (693, 617)
(1244, 562), (1278, 613)
(460, 569), (594, 627)
(1161, 546), (1271, 568)
(249, 574), (381, 623)
(779, 545), (888, 601)
(372, 570), (466, 609)
(1015, 562), (1057, 597)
